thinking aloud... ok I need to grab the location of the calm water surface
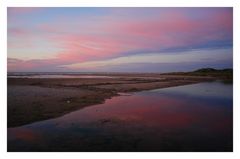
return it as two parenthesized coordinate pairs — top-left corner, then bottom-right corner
(7, 75), (116, 79)
(8, 82), (233, 151)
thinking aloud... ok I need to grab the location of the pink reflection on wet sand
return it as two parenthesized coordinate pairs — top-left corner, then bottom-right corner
(54, 92), (231, 133)
(8, 128), (41, 142)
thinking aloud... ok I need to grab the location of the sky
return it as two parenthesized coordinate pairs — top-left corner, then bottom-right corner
(7, 7), (233, 72)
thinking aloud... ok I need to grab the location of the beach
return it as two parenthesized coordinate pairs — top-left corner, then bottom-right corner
(8, 73), (218, 128)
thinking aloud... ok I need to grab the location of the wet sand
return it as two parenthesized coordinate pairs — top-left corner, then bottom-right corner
(8, 73), (217, 128)
(8, 81), (233, 152)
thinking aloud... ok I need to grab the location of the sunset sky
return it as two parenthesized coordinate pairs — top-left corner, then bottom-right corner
(8, 7), (233, 72)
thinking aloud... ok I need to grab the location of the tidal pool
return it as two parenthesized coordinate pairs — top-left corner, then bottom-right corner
(8, 82), (233, 152)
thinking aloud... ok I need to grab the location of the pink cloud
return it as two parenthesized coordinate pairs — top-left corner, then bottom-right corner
(114, 11), (231, 48)
(8, 28), (28, 36)
(8, 8), (232, 72)
(51, 10), (231, 62)
(8, 7), (42, 15)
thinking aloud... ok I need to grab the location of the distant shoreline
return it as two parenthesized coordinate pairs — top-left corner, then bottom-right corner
(7, 69), (232, 128)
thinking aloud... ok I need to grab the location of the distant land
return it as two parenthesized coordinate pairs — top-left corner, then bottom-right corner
(163, 68), (233, 83)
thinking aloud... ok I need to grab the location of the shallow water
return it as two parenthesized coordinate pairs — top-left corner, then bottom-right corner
(7, 74), (116, 79)
(8, 82), (233, 152)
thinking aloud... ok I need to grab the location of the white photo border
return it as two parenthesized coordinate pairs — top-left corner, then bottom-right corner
(1, 1), (239, 159)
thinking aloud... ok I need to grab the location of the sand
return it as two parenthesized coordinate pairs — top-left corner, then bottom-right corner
(8, 73), (216, 127)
